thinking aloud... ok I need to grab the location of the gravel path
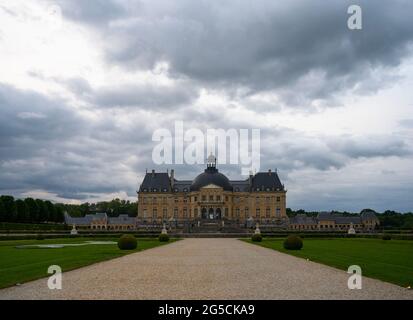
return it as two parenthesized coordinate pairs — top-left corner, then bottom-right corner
(0, 238), (412, 300)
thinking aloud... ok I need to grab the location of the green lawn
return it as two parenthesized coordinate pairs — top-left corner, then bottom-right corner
(244, 238), (413, 287)
(0, 237), (175, 289)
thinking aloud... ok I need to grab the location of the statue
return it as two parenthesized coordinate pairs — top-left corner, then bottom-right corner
(161, 223), (168, 235)
(348, 222), (356, 234)
(254, 222), (261, 234)
(70, 224), (78, 235)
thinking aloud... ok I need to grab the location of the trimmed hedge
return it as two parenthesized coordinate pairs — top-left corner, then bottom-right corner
(117, 234), (138, 250)
(35, 234), (45, 240)
(252, 233), (262, 242)
(283, 235), (303, 250)
(159, 233), (170, 242)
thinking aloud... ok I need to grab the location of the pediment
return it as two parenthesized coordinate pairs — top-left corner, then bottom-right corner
(201, 184), (222, 189)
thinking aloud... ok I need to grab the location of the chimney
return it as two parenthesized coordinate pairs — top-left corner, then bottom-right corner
(151, 169), (155, 177)
(249, 170), (253, 187)
(170, 169), (174, 187)
(268, 169), (271, 175)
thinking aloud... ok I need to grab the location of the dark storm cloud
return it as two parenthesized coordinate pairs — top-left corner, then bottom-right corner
(0, 83), (84, 149)
(58, 0), (413, 107)
(260, 129), (412, 172)
(36, 74), (200, 110)
(0, 83), (160, 199)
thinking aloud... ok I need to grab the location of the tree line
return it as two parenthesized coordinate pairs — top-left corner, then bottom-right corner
(0, 196), (138, 224)
(0, 195), (65, 223)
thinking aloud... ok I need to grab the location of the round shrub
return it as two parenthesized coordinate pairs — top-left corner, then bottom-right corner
(251, 233), (262, 242)
(159, 233), (170, 242)
(118, 234), (137, 250)
(283, 235), (303, 250)
(382, 234), (392, 240)
(36, 234), (45, 240)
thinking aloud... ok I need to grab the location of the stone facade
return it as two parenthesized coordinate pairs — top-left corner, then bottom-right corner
(137, 155), (287, 224)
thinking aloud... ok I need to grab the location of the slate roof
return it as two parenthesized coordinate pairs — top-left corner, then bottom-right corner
(139, 168), (285, 193)
(190, 167), (233, 191)
(64, 212), (108, 225)
(289, 214), (317, 225)
(231, 180), (250, 192)
(172, 180), (192, 192)
(139, 171), (171, 192)
(317, 212), (364, 224)
(108, 214), (136, 225)
(251, 172), (284, 191)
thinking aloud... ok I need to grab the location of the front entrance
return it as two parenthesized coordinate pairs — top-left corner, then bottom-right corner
(201, 207), (222, 220)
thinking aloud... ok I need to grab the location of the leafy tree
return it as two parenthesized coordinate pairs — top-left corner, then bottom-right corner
(35, 199), (49, 222)
(24, 198), (39, 222)
(0, 195), (16, 222)
(15, 199), (29, 222)
(54, 206), (64, 222)
(0, 198), (6, 222)
(45, 201), (56, 222)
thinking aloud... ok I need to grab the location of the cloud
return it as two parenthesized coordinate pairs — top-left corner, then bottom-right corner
(57, 0), (413, 107)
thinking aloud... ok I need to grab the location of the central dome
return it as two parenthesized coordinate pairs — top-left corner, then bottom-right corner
(190, 167), (233, 191)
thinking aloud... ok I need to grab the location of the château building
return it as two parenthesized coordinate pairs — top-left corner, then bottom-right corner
(137, 155), (287, 224)
(289, 211), (379, 231)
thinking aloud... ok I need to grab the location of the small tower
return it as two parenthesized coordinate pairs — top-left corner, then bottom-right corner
(206, 152), (217, 169)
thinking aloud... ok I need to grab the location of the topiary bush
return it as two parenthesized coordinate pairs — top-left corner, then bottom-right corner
(382, 234), (392, 240)
(159, 233), (170, 242)
(283, 235), (303, 250)
(251, 233), (262, 242)
(118, 234), (137, 250)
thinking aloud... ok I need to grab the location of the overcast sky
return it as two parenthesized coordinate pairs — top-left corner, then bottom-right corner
(1, 0), (413, 212)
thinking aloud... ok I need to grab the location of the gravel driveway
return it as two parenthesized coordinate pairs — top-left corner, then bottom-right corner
(0, 238), (411, 300)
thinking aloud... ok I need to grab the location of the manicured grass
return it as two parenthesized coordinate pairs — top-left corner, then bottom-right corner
(244, 238), (413, 287)
(0, 237), (175, 289)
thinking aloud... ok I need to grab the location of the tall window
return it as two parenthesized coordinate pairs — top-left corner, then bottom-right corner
(256, 208), (260, 218)
(183, 208), (187, 218)
(276, 208), (281, 217)
(163, 208), (167, 219)
(174, 208), (178, 218)
(153, 208), (157, 219)
(266, 207), (270, 218)
(245, 207), (249, 219)
(236, 208), (240, 218)
(209, 195), (214, 201)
